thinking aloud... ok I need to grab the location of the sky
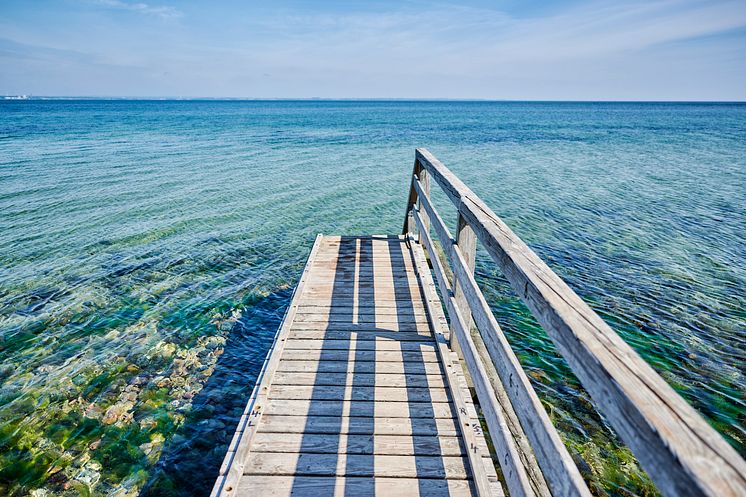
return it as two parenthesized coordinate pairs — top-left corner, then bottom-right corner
(0, 0), (744, 100)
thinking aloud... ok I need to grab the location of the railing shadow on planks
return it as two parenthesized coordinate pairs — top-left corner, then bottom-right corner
(402, 148), (746, 497)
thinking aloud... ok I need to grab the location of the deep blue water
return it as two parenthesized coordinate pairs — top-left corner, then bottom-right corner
(0, 100), (744, 496)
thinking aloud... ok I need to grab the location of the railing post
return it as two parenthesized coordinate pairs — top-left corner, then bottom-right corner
(417, 168), (430, 244)
(402, 158), (421, 236)
(451, 213), (476, 359)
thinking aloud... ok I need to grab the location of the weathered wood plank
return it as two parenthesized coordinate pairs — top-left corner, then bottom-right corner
(276, 359), (444, 375)
(287, 330), (434, 342)
(268, 385), (451, 403)
(304, 272), (418, 281)
(296, 304), (426, 314)
(294, 295), (428, 312)
(293, 313), (429, 325)
(250, 432), (466, 456)
(302, 291), (422, 301)
(310, 259), (415, 269)
(305, 282), (423, 291)
(289, 321), (432, 332)
(283, 338), (437, 351)
(271, 371), (448, 389)
(257, 414), (460, 437)
(279, 348), (440, 363)
(244, 452), (471, 479)
(237, 475), (476, 497)
(263, 399), (455, 418)
(451, 211), (476, 362)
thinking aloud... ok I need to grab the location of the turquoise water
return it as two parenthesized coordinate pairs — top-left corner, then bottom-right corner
(0, 100), (744, 496)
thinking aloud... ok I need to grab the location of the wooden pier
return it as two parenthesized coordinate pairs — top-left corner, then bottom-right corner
(212, 150), (746, 497)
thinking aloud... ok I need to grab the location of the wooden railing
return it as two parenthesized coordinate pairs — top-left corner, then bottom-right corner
(402, 148), (745, 497)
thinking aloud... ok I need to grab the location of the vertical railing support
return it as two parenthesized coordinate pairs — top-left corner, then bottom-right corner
(451, 213), (477, 358)
(417, 168), (430, 244)
(402, 157), (422, 237)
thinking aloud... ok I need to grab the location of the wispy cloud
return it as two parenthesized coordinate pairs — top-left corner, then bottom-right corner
(1, 0), (744, 98)
(251, 0), (746, 63)
(93, 0), (181, 19)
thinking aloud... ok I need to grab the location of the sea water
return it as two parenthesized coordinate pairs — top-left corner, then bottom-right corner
(1, 100), (744, 496)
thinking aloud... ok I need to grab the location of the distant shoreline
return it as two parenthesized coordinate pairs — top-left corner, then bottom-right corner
(2, 97), (745, 103)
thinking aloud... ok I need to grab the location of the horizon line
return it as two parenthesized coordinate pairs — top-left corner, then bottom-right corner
(3, 96), (746, 103)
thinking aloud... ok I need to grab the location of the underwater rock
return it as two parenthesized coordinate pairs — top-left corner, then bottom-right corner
(139, 433), (165, 463)
(154, 341), (177, 358)
(102, 400), (134, 425)
(203, 335), (227, 350)
(84, 403), (104, 419)
(139, 416), (157, 431)
(74, 461), (101, 487)
(104, 329), (120, 340)
(210, 308), (242, 331)
(153, 375), (171, 388)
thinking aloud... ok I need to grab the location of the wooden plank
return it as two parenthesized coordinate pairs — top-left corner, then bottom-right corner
(304, 272), (418, 280)
(244, 452), (471, 479)
(451, 212), (476, 365)
(237, 475), (476, 497)
(309, 261), (415, 271)
(287, 330), (434, 342)
(279, 348), (440, 363)
(296, 301), (427, 312)
(302, 291), (422, 301)
(263, 399), (455, 418)
(310, 256), (414, 263)
(271, 371), (447, 389)
(250, 432), (467, 456)
(320, 235), (404, 241)
(268, 385), (452, 403)
(257, 414), (460, 437)
(313, 248), (414, 257)
(306, 280), (420, 295)
(276, 359), (444, 375)
(289, 321), (432, 332)
(296, 303), (426, 313)
(283, 338), (437, 351)
(318, 240), (408, 249)
(317, 241), (410, 249)
(416, 147), (746, 497)
(293, 313), (429, 324)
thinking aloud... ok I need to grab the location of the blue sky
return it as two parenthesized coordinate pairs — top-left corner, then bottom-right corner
(1, 0), (744, 99)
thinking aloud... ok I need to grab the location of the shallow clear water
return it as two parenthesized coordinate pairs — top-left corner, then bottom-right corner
(0, 100), (744, 496)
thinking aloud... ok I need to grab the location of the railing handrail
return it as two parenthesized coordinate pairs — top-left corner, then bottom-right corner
(403, 148), (746, 497)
